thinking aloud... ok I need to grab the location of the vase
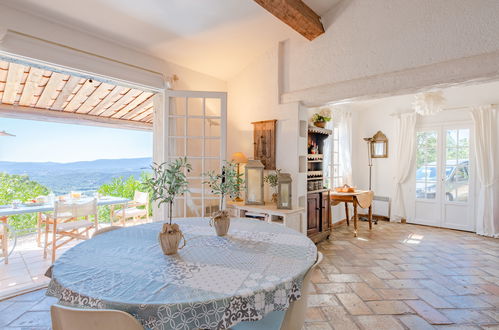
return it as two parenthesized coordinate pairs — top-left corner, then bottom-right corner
(210, 210), (230, 236)
(271, 192), (278, 204)
(314, 121), (326, 128)
(158, 223), (186, 255)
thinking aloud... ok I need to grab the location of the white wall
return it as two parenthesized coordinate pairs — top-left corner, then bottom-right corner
(0, 4), (227, 92)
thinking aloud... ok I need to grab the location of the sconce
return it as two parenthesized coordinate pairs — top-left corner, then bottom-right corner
(370, 131), (388, 158)
(244, 159), (265, 205)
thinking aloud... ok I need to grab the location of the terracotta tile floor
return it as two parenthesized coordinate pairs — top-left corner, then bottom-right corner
(1, 220), (498, 329)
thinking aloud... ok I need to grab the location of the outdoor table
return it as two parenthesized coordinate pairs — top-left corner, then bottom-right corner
(0, 196), (130, 252)
(46, 217), (317, 330)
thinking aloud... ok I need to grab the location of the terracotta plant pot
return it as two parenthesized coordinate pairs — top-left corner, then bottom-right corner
(158, 223), (186, 255)
(210, 210), (230, 236)
(314, 121), (326, 128)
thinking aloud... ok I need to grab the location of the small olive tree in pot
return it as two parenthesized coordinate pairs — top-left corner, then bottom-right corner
(203, 161), (243, 236)
(144, 157), (191, 255)
(264, 169), (281, 204)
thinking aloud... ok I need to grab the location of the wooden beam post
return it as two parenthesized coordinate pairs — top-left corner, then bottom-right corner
(253, 0), (324, 40)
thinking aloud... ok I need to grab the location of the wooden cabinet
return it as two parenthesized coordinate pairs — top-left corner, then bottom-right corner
(321, 191), (331, 232)
(252, 120), (276, 170)
(307, 190), (331, 243)
(307, 193), (320, 235)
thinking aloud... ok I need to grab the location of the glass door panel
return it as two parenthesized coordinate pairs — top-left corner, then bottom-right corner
(415, 131), (438, 200)
(165, 91), (226, 218)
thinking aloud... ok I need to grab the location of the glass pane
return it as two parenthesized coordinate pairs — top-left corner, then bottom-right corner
(187, 97), (203, 116)
(169, 97), (185, 115)
(187, 158), (203, 177)
(168, 138), (185, 157)
(205, 118), (221, 137)
(205, 139), (221, 157)
(186, 198), (202, 217)
(172, 198), (184, 218)
(246, 169), (262, 203)
(205, 158), (221, 173)
(205, 98), (221, 117)
(333, 152), (339, 164)
(415, 131), (438, 199)
(187, 118), (204, 136)
(205, 199), (220, 217)
(187, 178), (203, 198)
(459, 129), (470, 147)
(168, 117), (185, 136)
(446, 130), (458, 148)
(186, 138), (203, 157)
(280, 183), (290, 207)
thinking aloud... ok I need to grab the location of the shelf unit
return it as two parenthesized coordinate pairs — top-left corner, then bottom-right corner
(307, 125), (332, 243)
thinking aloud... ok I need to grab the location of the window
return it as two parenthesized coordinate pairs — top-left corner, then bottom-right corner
(325, 126), (342, 189)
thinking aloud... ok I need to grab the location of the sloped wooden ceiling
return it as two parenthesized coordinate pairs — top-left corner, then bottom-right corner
(0, 60), (155, 128)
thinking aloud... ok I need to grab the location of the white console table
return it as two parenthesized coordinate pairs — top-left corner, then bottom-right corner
(227, 201), (304, 234)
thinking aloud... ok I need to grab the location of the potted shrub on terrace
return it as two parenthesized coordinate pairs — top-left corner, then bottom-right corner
(203, 161), (243, 236)
(144, 157), (191, 255)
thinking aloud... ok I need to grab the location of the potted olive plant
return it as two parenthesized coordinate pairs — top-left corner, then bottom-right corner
(311, 109), (332, 128)
(264, 169), (281, 204)
(203, 161), (243, 236)
(144, 157), (191, 255)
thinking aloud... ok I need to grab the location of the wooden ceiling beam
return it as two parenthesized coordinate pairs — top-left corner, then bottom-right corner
(36, 72), (68, 109)
(19, 67), (45, 107)
(2, 63), (25, 104)
(253, 0), (324, 40)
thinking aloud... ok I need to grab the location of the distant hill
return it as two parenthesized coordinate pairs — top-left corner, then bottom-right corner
(0, 157), (152, 195)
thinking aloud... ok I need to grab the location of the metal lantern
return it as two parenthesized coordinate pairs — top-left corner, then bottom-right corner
(244, 159), (264, 205)
(277, 173), (292, 209)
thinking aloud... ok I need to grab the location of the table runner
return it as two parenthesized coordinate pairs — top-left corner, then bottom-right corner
(47, 218), (317, 329)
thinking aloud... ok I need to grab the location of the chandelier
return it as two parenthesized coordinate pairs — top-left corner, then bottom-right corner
(412, 91), (446, 116)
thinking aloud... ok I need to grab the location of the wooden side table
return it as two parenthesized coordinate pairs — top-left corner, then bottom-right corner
(330, 191), (374, 237)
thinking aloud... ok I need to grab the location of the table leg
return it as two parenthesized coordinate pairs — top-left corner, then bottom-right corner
(1, 217), (8, 264)
(344, 202), (350, 226)
(368, 205), (373, 230)
(353, 201), (358, 237)
(122, 203), (127, 226)
(36, 212), (41, 247)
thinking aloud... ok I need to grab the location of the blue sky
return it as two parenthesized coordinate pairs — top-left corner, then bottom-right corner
(0, 118), (152, 163)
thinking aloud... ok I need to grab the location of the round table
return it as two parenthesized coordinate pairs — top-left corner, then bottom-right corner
(47, 218), (317, 330)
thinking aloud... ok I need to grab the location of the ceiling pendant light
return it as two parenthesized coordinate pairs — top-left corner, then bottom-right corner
(412, 91), (446, 116)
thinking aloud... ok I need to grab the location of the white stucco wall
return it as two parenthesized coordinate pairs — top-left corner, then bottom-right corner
(286, 0), (499, 93)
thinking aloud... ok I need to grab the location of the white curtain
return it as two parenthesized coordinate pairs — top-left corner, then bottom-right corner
(470, 105), (498, 237)
(391, 112), (417, 222)
(323, 108), (353, 186)
(337, 111), (353, 185)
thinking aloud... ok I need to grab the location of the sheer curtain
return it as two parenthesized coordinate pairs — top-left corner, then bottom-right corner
(337, 110), (353, 185)
(470, 105), (498, 237)
(391, 112), (417, 222)
(323, 108), (352, 187)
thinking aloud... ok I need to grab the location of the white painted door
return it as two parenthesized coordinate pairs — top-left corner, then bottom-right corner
(165, 90), (227, 218)
(412, 124), (474, 231)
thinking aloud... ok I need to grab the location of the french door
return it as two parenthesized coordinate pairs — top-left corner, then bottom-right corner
(165, 90), (227, 218)
(412, 124), (475, 231)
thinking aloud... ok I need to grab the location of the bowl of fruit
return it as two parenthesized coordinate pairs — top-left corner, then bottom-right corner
(334, 184), (356, 193)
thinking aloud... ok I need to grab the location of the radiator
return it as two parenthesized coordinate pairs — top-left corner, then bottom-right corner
(372, 195), (391, 219)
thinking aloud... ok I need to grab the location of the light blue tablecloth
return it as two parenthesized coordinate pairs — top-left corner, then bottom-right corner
(47, 218), (317, 330)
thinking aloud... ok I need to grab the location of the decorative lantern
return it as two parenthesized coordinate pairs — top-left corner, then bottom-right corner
(244, 159), (264, 205)
(277, 173), (292, 209)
